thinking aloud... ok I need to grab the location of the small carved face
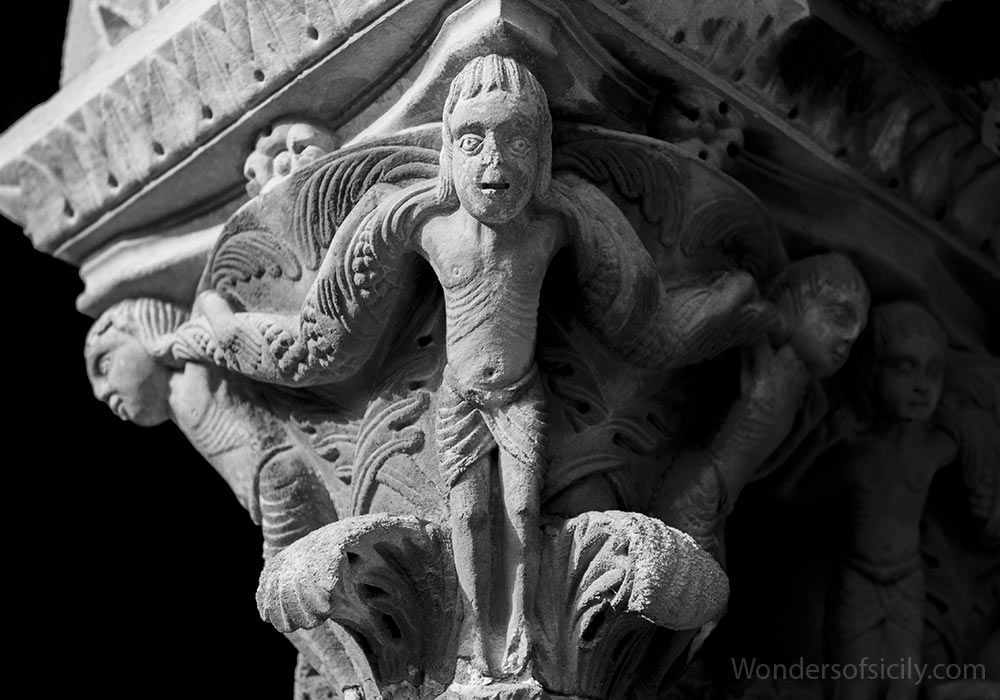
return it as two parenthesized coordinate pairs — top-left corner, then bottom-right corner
(86, 329), (171, 427)
(876, 332), (945, 423)
(790, 284), (868, 378)
(449, 90), (540, 224)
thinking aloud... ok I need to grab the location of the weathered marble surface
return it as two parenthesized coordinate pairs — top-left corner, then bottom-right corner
(5, 1), (999, 699)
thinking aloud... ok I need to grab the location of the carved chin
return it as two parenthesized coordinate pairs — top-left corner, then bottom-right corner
(458, 188), (530, 223)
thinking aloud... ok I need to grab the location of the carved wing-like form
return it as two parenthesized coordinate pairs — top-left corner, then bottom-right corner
(257, 514), (461, 692)
(538, 307), (669, 512)
(551, 171), (779, 371)
(534, 511), (728, 700)
(549, 126), (785, 371)
(168, 128), (443, 386)
(553, 125), (787, 282)
(938, 351), (1000, 545)
(205, 126), (442, 311)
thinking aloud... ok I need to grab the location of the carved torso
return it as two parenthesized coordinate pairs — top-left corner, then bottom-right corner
(846, 428), (956, 568)
(419, 206), (565, 392)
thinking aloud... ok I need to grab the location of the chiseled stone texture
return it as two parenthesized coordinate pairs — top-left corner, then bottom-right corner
(4, 2), (999, 699)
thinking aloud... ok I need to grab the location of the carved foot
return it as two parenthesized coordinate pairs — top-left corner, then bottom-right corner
(439, 661), (549, 700)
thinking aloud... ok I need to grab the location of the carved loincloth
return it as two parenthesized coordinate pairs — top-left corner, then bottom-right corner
(436, 365), (548, 488)
(833, 553), (925, 649)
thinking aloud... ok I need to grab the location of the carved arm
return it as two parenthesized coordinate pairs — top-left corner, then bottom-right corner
(551, 174), (778, 371)
(172, 183), (431, 386)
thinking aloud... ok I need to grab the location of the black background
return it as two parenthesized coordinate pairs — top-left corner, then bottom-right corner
(3, 5), (297, 696)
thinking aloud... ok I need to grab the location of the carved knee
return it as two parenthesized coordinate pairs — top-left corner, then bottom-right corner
(452, 501), (490, 533)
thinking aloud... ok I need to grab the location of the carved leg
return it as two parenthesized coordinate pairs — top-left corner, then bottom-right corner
(651, 452), (724, 561)
(449, 460), (496, 675)
(830, 568), (887, 700)
(497, 447), (543, 676)
(883, 577), (924, 700)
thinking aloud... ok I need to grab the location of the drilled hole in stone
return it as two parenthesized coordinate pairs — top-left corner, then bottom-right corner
(346, 551), (359, 564)
(260, 124), (273, 138)
(673, 29), (685, 43)
(360, 584), (388, 600)
(834, 146), (848, 158)
(577, 401), (592, 415)
(202, 105), (214, 120)
(787, 106), (799, 120)
(581, 605), (607, 643)
(698, 150), (709, 160)
(934, 205), (947, 221)
(888, 177), (899, 189)
(307, 25), (319, 41)
(107, 174), (119, 188)
(408, 381), (423, 391)
(253, 69), (266, 82)
(63, 200), (75, 218)
(733, 68), (745, 81)
(718, 101), (729, 115)
(382, 614), (402, 640)
(152, 141), (165, 156)
(726, 143), (741, 158)
(416, 334), (433, 348)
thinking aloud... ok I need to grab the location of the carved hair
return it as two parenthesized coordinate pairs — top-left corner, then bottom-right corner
(767, 252), (869, 321)
(868, 301), (947, 354)
(85, 298), (190, 369)
(846, 300), (947, 428)
(437, 54), (552, 203)
(858, 300), (947, 389)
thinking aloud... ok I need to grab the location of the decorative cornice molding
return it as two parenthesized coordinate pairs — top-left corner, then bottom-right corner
(0, 0), (451, 261)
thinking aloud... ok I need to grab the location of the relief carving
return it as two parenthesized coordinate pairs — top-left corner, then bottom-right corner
(5, 1), (993, 698)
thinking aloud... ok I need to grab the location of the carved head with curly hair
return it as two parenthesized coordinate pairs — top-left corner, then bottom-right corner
(768, 252), (870, 379)
(84, 298), (189, 426)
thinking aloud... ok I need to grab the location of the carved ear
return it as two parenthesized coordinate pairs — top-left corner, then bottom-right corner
(535, 511), (728, 699)
(256, 514), (461, 688)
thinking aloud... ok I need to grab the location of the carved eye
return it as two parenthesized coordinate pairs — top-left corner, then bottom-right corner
(892, 358), (915, 373)
(508, 135), (531, 155)
(98, 353), (112, 376)
(457, 134), (483, 155)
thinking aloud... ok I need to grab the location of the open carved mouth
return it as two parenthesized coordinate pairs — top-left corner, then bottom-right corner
(109, 395), (128, 421)
(479, 182), (510, 190)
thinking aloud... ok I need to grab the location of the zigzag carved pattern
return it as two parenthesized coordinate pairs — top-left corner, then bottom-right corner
(0, 0), (404, 251)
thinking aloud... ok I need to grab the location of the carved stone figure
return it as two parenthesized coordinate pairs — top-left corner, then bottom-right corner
(737, 301), (999, 700)
(652, 252), (870, 562)
(170, 53), (773, 682)
(244, 119), (340, 198)
(7, 1), (1000, 697)
(84, 297), (344, 557)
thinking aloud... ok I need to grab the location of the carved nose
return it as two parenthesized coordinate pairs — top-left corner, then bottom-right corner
(93, 381), (111, 402)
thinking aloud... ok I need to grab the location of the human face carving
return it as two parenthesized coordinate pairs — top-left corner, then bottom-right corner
(86, 329), (171, 427)
(790, 284), (868, 379)
(876, 332), (945, 423)
(449, 90), (540, 225)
